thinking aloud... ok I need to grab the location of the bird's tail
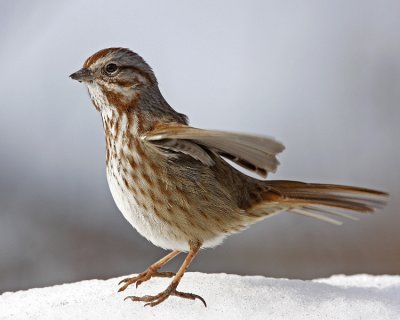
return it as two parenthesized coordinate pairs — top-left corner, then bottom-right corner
(247, 180), (388, 225)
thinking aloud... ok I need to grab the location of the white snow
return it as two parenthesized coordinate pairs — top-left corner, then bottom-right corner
(1, 273), (399, 320)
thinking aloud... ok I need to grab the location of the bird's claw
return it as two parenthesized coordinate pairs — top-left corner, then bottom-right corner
(124, 284), (207, 307)
(118, 271), (175, 291)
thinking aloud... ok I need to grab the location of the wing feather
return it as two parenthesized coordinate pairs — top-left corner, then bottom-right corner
(143, 123), (285, 178)
(151, 139), (215, 166)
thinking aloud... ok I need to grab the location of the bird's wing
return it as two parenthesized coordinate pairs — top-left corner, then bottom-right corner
(142, 123), (285, 178)
(148, 138), (215, 166)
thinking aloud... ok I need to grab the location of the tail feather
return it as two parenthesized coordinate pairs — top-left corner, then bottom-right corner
(265, 180), (387, 196)
(291, 208), (343, 225)
(302, 206), (360, 221)
(248, 180), (388, 224)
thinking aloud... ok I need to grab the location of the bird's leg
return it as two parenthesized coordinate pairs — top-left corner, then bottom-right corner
(125, 241), (206, 307)
(118, 250), (180, 291)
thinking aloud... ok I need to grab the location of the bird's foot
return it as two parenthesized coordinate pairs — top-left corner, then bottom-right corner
(118, 269), (175, 292)
(124, 283), (207, 307)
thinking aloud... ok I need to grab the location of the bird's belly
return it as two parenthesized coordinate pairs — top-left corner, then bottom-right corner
(106, 165), (192, 251)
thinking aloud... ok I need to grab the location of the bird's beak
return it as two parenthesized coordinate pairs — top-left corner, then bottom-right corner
(69, 68), (94, 83)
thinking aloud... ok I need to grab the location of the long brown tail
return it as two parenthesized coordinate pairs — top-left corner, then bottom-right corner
(248, 180), (388, 225)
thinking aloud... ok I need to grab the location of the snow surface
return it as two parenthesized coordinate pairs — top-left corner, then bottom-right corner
(1, 273), (399, 320)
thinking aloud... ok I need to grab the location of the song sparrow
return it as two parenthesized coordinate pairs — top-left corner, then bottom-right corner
(70, 48), (387, 307)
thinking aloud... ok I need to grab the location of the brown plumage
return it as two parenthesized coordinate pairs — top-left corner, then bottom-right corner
(70, 47), (388, 307)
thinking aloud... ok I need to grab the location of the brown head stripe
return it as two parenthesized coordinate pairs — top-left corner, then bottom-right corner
(84, 48), (121, 68)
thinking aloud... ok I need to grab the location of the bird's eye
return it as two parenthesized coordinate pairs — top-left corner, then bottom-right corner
(104, 63), (118, 75)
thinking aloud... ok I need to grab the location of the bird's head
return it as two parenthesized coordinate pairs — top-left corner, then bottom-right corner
(70, 48), (157, 111)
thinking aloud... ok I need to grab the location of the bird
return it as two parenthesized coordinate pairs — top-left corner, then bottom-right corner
(70, 47), (387, 307)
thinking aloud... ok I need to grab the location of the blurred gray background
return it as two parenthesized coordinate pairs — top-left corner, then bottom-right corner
(1, 0), (399, 293)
